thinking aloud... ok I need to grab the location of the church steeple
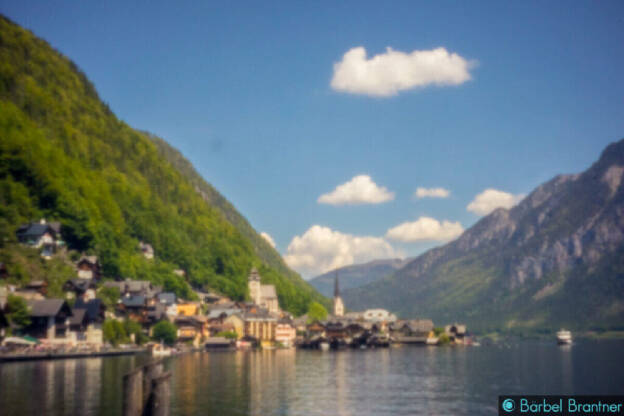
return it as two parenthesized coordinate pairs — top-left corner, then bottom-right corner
(333, 271), (344, 317)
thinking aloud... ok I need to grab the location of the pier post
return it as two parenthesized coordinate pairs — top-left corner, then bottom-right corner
(122, 367), (144, 416)
(143, 360), (163, 409)
(149, 373), (172, 416)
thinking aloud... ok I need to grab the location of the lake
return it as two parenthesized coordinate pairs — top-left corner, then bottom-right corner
(1, 340), (623, 415)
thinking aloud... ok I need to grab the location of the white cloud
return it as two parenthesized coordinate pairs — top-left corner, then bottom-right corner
(284, 225), (400, 278)
(318, 175), (395, 205)
(415, 187), (450, 199)
(386, 216), (464, 242)
(331, 46), (474, 97)
(466, 188), (525, 216)
(260, 232), (276, 248)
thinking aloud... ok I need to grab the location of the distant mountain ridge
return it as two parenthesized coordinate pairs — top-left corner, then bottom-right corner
(308, 258), (411, 298)
(343, 139), (624, 332)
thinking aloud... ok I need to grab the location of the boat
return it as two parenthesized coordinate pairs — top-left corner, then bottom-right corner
(556, 329), (572, 345)
(319, 342), (330, 351)
(426, 337), (439, 345)
(151, 343), (172, 357)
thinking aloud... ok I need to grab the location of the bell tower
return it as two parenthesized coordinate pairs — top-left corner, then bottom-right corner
(248, 267), (261, 305)
(333, 272), (344, 317)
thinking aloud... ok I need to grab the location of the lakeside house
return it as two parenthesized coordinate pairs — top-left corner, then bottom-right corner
(275, 317), (296, 347)
(445, 324), (466, 344)
(243, 306), (277, 348)
(25, 299), (73, 343)
(70, 298), (105, 345)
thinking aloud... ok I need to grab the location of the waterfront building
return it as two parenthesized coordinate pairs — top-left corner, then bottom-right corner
(25, 299), (73, 343)
(243, 306), (277, 345)
(445, 323), (467, 344)
(70, 299), (105, 345)
(275, 318), (296, 347)
(175, 315), (208, 347)
(333, 273), (344, 317)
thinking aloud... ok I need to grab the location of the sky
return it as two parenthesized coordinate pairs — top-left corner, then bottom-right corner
(2, 1), (624, 278)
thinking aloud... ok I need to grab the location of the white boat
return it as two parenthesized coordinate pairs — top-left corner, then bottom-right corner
(426, 337), (439, 345)
(151, 343), (172, 357)
(319, 342), (330, 351)
(556, 329), (572, 345)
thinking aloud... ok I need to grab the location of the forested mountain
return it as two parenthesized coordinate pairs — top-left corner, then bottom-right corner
(344, 139), (624, 333)
(0, 16), (325, 315)
(309, 258), (411, 298)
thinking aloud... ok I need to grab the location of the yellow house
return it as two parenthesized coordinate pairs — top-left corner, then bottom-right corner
(177, 302), (199, 316)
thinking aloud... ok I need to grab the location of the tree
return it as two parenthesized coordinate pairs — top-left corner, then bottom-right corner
(6, 295), (30, 329)
(98, 286), (121, 310)
(215, 330), (238, 339)
(124, 319), (148, 345)
(103, 319), (127, 346)
(307, 301), (328, 323)
(152, 320), (177, 346)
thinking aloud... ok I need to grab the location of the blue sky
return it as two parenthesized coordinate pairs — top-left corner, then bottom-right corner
(3, 1), (624, 277)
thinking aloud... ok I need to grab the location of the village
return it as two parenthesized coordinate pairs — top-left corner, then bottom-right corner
(0, 219), (469, 360)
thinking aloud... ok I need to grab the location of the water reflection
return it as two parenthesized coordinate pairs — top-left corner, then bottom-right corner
(1, 341), (624, 416)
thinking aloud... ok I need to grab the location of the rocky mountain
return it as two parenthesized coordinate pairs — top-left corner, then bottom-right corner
(343, 139), (624, 332)
(308, 258), (411, 298)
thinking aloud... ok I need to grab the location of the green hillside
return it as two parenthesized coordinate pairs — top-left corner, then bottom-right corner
(0, 15), (325, 315)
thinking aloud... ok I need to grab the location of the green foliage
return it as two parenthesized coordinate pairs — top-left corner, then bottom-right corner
(123, 319), (148, 345)
(98, 286), (120, 310)
(437, 333), (451, 345)
(433, 327), (444, 336)
(102, 319), (127, 346)
(6, 294), (30, 329)
(152, 320), (177, 346)
(215, 330), (238, 339)
(306, 301), (328, 323)
(0, 16), (327, 314)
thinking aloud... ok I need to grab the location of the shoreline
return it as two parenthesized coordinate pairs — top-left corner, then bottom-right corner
(0, 347), (146, 363)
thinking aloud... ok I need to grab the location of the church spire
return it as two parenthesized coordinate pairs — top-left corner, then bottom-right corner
(334, 271), (340, 298)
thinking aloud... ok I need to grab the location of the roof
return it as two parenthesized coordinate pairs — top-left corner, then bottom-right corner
(260, 284), (277, 299)
(74, 298), (104, 322)
(405, 319), (434, 333)
(69, 308), (88, 326)
(27, 299), (71, 317)
(157, 292), (176, 305)
(204, 337), (232, 346)
(243, 307), (277, 321)
(126, 280), (152, 292)
(147, 303), (167, 320)
(64, 278), (96, 293)
(207, 308), (242, 319)
(122, 295), (146, 308)
(77, 255), (98, 265)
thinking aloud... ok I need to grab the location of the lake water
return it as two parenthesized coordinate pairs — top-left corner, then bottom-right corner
(1, 340), (623, 415)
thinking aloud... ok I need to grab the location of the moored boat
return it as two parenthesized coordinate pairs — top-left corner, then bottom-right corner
(556, 329), (572, 345)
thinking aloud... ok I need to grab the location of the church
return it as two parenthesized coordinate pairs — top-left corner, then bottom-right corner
(333, 273), (344, 317)
(248, 268), (279, 314)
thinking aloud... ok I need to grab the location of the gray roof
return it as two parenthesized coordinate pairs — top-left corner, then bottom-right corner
(122, 295), (146, 308)
(243, 307), (277, 321)
(27, 299), (71, 317)
(74, 298), (104, 322)
(157, 292), (176, 305)
(126, 280), (152, 292)
(69, 308), (87, 326)
(207, 308), (242, 319)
